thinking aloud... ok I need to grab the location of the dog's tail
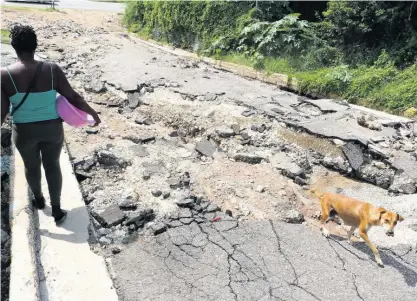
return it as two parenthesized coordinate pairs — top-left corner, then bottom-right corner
(310, 188), (324, 199)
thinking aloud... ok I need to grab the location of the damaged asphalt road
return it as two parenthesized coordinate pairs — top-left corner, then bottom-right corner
(2, 9), (417, 301)
(111, 217), (417, 301)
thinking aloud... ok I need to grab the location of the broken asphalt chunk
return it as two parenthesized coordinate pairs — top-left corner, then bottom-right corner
(195, 138), (217, 158)
(151, 222), (167, 235)
(342, 142), (364, 171)
(123, 133), (155, 144)
(206, 203), (220, 213)
(125, 209), (155, 228)
(216, 126), (235, 138)
(270, 153), (304, 178)
(175, 198), (195, 208)
(92, 205), (126, 228)
(233, 153), (264, 164)
(242, 109), (256, 117)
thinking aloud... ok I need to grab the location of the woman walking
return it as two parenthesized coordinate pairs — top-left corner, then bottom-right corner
(1, 24), (101, 224)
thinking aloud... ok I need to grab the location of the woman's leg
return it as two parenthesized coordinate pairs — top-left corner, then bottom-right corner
(39, 122), (64, 208)
(12, 125), (43, 200)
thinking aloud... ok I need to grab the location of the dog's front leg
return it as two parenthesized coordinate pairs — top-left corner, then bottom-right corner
(347, 226), (357, 244)
(320, 198), (331, 238)
(358, 228), (383, 267)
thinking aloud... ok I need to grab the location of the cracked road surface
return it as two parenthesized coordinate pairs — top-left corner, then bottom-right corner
(112, 218), (417, 301)
(2, 8), (417, 301)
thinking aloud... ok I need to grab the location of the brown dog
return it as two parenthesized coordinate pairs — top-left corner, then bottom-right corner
(312, 190), (404, 267)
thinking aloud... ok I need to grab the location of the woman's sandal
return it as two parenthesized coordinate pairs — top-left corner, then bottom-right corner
(33, 196), (46, 210)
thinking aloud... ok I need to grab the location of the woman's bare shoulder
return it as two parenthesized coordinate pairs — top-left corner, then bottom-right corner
(0, 67), (9, 81)
(2, 62), (19, 71)
(48, 61), (64, 73)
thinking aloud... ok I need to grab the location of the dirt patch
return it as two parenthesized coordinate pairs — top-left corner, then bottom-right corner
(277, 126), (344, 157)
(1, 8), (122, 32)
(195, 158), (296, 220)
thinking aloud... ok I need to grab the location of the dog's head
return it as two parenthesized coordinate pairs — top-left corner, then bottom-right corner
(378, 208), (404, 237)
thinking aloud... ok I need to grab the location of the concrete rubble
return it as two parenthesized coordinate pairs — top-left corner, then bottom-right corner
(1, 11), (416, 301)
(5, 13), (412, 249)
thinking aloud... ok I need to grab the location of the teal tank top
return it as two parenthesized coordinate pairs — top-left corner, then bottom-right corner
(7, 64), (59, 124)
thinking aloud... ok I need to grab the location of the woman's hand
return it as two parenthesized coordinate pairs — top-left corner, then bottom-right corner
(91, 112), (101, 126)
(55, 64), (102, 126)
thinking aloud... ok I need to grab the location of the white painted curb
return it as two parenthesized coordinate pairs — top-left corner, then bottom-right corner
(9, 147), (40, 301)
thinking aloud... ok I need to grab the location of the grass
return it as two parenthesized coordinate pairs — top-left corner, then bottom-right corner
(89, 0), (124, 2)
(214, 52), (417, 115)
(1, 5), (60, 12)
(1, 29), (11, 44)
(218, 54), (253, 68)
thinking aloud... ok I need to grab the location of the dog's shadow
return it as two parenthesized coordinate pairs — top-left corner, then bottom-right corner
(329, 235), (417, 287)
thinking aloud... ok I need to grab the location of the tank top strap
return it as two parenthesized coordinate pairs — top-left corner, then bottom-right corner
(50, 64), (54, 90)
(6, 67), (18, 93)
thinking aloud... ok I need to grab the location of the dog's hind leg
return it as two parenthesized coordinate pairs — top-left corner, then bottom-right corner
(320, 197), (331, 238)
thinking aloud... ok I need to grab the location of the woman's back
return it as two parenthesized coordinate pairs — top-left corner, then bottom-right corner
(2, 61), (59, 123)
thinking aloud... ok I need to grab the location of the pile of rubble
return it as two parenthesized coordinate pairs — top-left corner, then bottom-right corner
(68, 85), (417, 247)
(7, 13), (413, 252)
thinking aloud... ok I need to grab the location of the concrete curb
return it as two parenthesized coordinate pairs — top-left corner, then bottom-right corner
(9, 147), (40, 301)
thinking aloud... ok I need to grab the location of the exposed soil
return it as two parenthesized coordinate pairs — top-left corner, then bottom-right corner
(1, 7), (416, 268)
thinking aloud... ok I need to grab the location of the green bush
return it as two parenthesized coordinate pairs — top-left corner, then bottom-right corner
(366, 64), (417, 112)
(1, 29), (11, 44)
(318, 1), (417, 67)
(124, 1), (260, 50)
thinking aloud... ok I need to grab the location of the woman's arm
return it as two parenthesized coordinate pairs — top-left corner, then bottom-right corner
(54, 64), (101, 125)
(1, 70), (10, 126)
(1, 87), (10, 126)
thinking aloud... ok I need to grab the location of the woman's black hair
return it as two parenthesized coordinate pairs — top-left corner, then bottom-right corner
(10, 24), (38, 53)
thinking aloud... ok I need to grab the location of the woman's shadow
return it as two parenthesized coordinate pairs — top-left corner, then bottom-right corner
(35, 205), (97, 301)
(37, 205), (95, 244)
(330, 234), (417, 287)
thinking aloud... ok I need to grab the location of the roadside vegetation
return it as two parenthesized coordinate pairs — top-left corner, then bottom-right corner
(123, 1), (417, 116)
(1, 6), (60, 13)
(1, 29), (11, 44)
(89, 0), (124, 2)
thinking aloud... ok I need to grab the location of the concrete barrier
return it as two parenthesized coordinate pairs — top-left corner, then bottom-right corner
(9, 147), (40, 301)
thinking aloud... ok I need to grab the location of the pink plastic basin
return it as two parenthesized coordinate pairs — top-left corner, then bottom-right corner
(56, 95), (95, 127)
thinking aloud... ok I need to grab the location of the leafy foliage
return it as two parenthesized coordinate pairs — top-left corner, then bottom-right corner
(236, 14), (339, 69)
(319, 1), (417, 66)
(123, 1), (417, 114)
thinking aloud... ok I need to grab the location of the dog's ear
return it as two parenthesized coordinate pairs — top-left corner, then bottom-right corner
(376, 207), (386, 220)
(376, 207), (386, 214)
(397, 213), (404, 222)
